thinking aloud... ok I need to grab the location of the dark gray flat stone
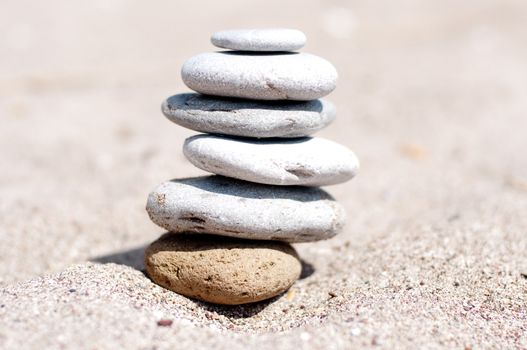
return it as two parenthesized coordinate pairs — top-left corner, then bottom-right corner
(162, 93), (336, 138)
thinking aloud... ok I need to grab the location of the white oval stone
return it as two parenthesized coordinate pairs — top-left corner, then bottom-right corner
(146, 176), (346, 242)
(161, 93), (336, 138)
(211, 28), (306, 52)
(183, 135), (359, 186)
(181, 52), (338, 101)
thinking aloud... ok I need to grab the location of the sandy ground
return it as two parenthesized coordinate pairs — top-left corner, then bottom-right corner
(1, 0), (527, 348)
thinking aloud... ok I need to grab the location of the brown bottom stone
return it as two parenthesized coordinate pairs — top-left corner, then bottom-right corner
(145, 233), (302, 305)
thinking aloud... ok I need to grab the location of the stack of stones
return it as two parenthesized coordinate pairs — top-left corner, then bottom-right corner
(145, 28), (359, 305)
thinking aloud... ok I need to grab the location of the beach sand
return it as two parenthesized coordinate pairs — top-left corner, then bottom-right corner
(1, 0), (526, 348)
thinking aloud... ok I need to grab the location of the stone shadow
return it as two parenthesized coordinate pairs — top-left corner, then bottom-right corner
(163, 175), (335, 201)
(91, 245), (147, 272)
(165, 92), (324, 113)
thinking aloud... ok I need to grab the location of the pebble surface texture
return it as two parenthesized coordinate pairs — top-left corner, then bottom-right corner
(210, 28), (306, 51)
(146, 176), (345, 242)
(181, 52), (338, 100)
(155, 28), (349, 304)
(145, 233), (302, 305)
(161, 93), (336, 138)
(183, 135), (359, 186)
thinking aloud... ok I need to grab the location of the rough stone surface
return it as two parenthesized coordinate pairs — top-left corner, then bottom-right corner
(145, 233), (302, 305)
(181, 52), (337, 100)
(183, 135), (359, 186)
(146, 176), (345, 242)
(161, 93), (336, 138)
(211, 28), (306, 52)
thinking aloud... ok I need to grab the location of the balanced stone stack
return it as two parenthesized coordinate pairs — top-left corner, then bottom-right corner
(145, 28), (359, 305)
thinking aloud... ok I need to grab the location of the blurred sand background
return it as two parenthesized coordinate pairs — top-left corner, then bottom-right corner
(1, 0), (526, 348)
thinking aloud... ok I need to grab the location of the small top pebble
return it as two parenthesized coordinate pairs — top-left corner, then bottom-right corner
(211, 28), (306, 52)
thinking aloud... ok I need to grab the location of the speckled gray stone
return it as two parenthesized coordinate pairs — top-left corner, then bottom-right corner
(183, 135), (359, 186)
(161, 93), (336, 138)
(181, 52), (337, 101)
(211, 28), (306, 52)
(146, 176), (346, 242)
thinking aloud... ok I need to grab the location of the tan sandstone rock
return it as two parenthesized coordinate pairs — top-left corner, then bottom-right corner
(145, 233), (302, 305)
